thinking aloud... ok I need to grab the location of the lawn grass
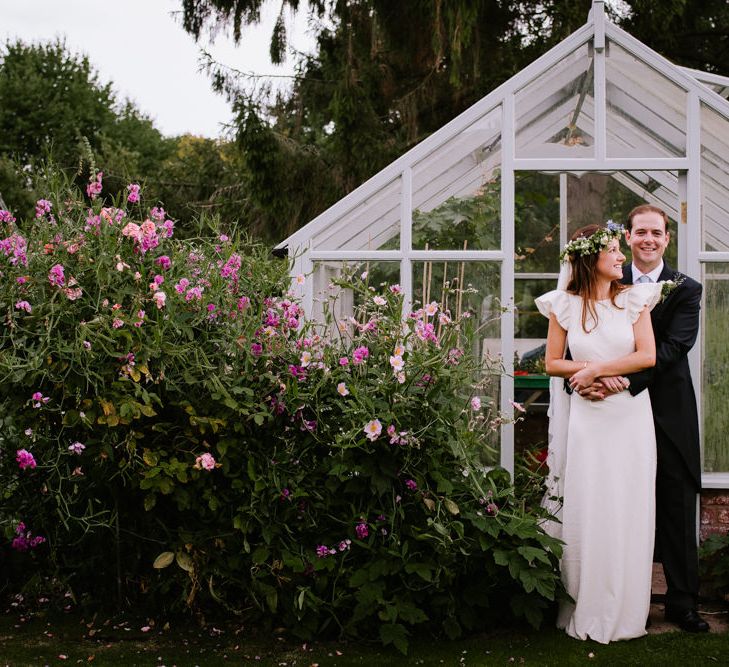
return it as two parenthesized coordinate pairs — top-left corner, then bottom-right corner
(1, 609), (727, 666)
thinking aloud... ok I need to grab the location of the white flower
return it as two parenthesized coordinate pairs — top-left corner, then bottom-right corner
(396, 372), (406, 384)
(363, 419), (382, 441)
(337, 382), (349, 396)
(471, 396), (482, 411)
(439, 312), (451, 325)
(360, 271), (368, 280)
(295, 274), (306, 286)
(300, 350), (312, 367)
(373, 296), (386, 306)
(393, 343), (405, 357)
(389, 355), (405, 372)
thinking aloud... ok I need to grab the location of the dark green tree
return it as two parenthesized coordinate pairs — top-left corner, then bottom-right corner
(180, 0), (728, 241)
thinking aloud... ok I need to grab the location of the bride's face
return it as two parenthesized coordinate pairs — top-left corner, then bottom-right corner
(595, 239), (625, 281)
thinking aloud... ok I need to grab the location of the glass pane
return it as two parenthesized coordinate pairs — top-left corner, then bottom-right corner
(413, 261), (501, 464)
(514, 278), (555, 357)
(515, 172), (560, 273)
(606, 40), (687, 158)
(310, 261), (400, 324)
(563, 171), (678, 268)
(411, 106), (501, 250)
(515, 41), (595, 159)
(702, 263), (729, 472)
(701, 104), (729, 251)
(311, 177), (401, 250)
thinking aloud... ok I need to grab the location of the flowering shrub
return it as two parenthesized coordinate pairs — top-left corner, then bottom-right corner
(0, 173), (562, 652)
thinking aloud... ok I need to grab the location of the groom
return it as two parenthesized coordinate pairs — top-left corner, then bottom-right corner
(586, 204), (707, 632)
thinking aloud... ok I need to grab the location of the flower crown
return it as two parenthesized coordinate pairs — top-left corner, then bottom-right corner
(559, 221), (625, 261)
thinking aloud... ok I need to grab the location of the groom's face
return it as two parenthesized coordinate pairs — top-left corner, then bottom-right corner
(625, 211), (670, 273)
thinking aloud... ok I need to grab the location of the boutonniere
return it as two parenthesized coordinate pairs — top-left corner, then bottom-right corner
(659, 274), (686, 302)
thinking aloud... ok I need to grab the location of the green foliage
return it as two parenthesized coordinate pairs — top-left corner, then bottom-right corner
(0, 171), (562, 652)
(699, 531), (729, 597)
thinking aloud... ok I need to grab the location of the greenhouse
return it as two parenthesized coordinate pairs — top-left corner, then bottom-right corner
(275, 0), (729, 488)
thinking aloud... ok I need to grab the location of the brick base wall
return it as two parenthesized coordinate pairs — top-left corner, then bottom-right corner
(700, 491), (729, 541)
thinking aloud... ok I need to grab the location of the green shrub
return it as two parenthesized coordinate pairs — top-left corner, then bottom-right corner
(0, 170), (562, 652)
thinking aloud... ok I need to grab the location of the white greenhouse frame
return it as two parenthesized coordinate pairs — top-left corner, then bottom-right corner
(275, 1), (729, 488)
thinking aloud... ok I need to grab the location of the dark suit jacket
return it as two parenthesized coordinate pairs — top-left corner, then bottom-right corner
(622, 263), (702, 489)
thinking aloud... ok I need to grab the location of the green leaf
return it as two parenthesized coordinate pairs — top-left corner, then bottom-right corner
(443, 616), (462, 639)
(379, 623), (409, 655)
(518, 545), (551, 565)
(176, 551), (194, 572)
(404, 563), (432, 582)
(251, 546), (269, 564)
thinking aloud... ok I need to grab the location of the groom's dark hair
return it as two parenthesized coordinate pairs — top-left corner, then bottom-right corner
(626, 204), (670, 233)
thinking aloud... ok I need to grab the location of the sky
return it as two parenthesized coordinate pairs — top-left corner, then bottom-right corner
(0, 0), (316, 137)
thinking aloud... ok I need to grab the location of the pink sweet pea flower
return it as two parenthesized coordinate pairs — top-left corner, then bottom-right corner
(16, 449), (37, 470)
(15, 300), (32, 313)
(48, 263), (65, 287)
(127, 183), (141, 203)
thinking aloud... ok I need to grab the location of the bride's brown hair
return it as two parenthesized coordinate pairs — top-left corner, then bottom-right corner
(566, 224), (626, 332)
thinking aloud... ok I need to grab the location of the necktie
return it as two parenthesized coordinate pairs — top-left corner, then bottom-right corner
(636, 275), (652, 284)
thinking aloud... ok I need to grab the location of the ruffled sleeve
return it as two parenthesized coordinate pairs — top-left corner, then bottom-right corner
(534, 290), (571, 329)
(625, 282), (662, 323)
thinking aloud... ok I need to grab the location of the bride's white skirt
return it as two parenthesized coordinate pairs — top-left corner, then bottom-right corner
(557, 390), (656, 644)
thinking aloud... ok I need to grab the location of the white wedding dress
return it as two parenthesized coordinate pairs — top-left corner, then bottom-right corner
(535, 283), (662, 643)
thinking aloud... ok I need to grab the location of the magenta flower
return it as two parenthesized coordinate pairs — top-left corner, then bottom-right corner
(16, 449), (37, 470)
(251, 342), (263, 357)
(31, 392), (49, 408)
(160, 219), (174, 238)
(220, 253), (242, 280)
(174, 278), (190, 294)
(237, 296), (251, 311)
(150, 206), (166, 221)
(405, 479), (418, 491)
(11, 522), (45, 552)
(86, 172), (103, 199)
(48, 263), (65, 287)
(339, 357), (349, 366)
(352, 346), (370, 365)
(35, 199), (52, 218)
(355, 522), (369, 540)
(0, 209), (16, 224)
(316, 544), (335, 558)
(83, 340), (92, 350)
(185, 286), (203, 302)
(155, 255), (171, 270)
(127, 183), (141, 203)
(14, 300), (32, 313)
(112, 318), (124, 329)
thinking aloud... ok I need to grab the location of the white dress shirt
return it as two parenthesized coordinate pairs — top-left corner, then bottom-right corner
(631, 260), (664, 284)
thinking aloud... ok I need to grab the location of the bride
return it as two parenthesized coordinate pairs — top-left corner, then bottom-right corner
(535, 223), (663, 643)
